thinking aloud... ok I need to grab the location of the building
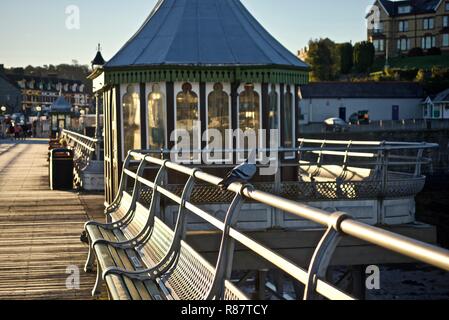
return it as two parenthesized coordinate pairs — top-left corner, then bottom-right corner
(422, 88), (449, 118)
(299, 82), (425, 124)
(90, 0), (310, 203)
(5, 72), (92, 116)
(0, 65), (21, 114)
(367, 0), (449, 57)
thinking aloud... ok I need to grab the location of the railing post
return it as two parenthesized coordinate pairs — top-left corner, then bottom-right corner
(206, 186), (248, 300)
(304, 212), (351, 300)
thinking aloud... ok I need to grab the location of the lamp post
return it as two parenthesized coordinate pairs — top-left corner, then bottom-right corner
(37, 106), (42, 137)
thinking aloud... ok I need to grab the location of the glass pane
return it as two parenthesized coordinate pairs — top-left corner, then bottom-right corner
(208, 83), (230, 148)
(269, 85), (279, 131)
(284, 87), (294, 150)
(148, 84), (166, 150)
(239, 84), (260, 132)
(176, 83), (199, 149)
(122, 85), (141, 154)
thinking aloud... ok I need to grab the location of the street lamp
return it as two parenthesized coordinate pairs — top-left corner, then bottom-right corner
(0, 106), (6, 114)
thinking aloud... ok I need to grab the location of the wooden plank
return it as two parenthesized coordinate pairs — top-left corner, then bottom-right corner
(0, 141), (106, 300)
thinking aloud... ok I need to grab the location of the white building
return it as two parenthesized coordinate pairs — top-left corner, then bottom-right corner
(422, 88), (449, 119)
(299, 82), (425, 124)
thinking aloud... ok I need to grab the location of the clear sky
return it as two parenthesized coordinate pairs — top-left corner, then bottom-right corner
(0, 0), (375, 68)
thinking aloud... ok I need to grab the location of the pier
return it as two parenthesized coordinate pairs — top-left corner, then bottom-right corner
(0, 140), (103, 299)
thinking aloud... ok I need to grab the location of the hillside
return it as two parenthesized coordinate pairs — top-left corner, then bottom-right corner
(373, 55), (449, 71)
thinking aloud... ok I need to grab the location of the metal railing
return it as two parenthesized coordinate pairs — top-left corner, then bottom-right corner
(301, 119), (449, 134)
(120, 150), (449, 300)
(61, 129), (103, 178)
(296, 139), (438, 201)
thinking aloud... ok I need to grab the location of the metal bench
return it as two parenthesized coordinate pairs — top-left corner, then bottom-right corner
(83, 153), (248, 300)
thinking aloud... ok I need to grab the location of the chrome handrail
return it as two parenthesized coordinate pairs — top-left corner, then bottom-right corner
(124, 150), (449, 300)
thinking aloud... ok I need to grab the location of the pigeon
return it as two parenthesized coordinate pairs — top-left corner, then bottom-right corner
(80, 231), (89, 244)
(219, 150), (257, 191)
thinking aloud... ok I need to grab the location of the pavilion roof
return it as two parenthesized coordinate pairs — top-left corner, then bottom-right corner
(105, 0), (307, 70)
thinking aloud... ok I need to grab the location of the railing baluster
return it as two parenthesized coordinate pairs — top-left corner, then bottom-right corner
(304, 212), (351, 300)
(206, 185), (250, 300)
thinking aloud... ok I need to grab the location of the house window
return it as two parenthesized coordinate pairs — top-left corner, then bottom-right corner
(446, 2), (449, 11)
(283, 86), (295, 158)
(207, 83), (230, 149)
(373, 39), (384, 52)
(176, 82), (199, 150)
(444, 16), (449, 28)
(397, 38), (410, 51)
(122, 85), (141, 154)
(423, 18), (434, 30)
(399, 20), (409, 32)
(443, 34), (449, 47)
(147, 83), (166, 150)
(422, 35), (436, 49)
(398, 5), (412, 14)
(373, 22), (384, 33)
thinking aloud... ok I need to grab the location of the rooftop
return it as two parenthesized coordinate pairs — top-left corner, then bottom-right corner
(300, 82), (426, 99)
(106, 0), (307, 69)
(378, 0), (441, 17)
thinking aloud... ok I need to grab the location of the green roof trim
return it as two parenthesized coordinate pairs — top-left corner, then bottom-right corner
(104, 66), (309, 85)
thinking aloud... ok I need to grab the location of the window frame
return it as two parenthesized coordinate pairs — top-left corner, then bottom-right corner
(399, 20), (409, 32)
(373, 39), (385, 52)
(443, 33), (449, 47)
(173, 81), (201, 163)
(283, 85), (296, 160)
(205, 82), (232, 163)
(145, 82), (167, 151)
(120, 83), (142, 161)
(423, 18), (435, 30)
(237, 83), (262, 162)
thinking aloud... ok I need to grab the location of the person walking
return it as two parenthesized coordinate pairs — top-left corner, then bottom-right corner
(8, 124), (15, 141)
(14, 123), (22, 141)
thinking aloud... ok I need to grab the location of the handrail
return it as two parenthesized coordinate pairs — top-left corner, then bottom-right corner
(125, 150), (449, 300)
(61, 130), (103, 176)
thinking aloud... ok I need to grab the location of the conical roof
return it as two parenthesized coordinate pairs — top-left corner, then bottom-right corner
(92, 50), (106, 66)
(105, 0), (307, 69)
(50, 93), (71, 113)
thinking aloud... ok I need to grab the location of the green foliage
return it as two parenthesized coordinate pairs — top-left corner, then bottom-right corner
(353, 41), (375, 73)
(338, 42), (353, 75)
(305, 38), (339, 81)
(408, 47), (424, 57)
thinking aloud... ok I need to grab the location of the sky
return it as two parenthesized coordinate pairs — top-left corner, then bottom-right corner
(0, 0), (376, 68)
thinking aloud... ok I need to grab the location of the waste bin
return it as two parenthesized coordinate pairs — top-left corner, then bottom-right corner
(49, 148), (74, 190)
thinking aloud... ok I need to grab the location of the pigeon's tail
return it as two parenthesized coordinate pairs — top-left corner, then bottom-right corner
(218, 176), (239, 191)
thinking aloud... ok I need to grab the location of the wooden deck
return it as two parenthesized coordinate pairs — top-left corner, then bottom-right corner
(0, 140), (105, 300)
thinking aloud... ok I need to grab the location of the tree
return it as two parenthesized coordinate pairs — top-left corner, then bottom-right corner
(338, 42), (353, 74)
(305, 38), (339, 81)
(353, 41), (375, 73)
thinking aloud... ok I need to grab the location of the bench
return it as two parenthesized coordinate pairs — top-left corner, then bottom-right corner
(83, 153), (248, 300)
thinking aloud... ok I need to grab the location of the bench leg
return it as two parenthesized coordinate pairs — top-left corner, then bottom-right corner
(92, 263), (103, 297)
(84, 237), (95, 273)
